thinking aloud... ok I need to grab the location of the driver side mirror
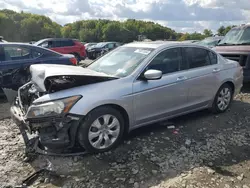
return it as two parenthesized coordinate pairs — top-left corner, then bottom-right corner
(143, 69), (162, 80)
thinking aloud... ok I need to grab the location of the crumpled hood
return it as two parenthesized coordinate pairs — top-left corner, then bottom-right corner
(30, 64), (116, 92)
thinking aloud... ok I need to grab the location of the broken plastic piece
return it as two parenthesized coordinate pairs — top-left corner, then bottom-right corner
(167, 125), (175, 129)
(173, 130), (179, 134)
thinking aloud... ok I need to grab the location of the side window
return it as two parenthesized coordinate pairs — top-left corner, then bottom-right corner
(40, 41), (49, 48)
(147, 48), (183, 74)
(52, 41), (61, 48)
(3, 46), (32, 61)
(184, 47), (211, 69)
(107, 43), (115, 49)
(209, 51), (217, 64)
(32, 50), (43, 58)
(61, 40), (74, 47)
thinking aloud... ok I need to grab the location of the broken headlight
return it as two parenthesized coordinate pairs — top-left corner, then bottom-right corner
(25, 95), (82, 119)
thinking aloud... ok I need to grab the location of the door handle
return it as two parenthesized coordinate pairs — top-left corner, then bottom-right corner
(213, 68), (221, 73)
(177, 76), (187, 81)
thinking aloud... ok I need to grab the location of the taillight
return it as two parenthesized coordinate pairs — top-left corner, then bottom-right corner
(70, 57), (77, 65)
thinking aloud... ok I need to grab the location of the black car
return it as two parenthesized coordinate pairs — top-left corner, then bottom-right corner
(87, 42), (121, 59)
(0, 43), (77, 100)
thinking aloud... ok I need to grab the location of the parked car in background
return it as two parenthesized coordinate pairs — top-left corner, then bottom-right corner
(0, 43), (77, 100)
(10, 42), (242, 154)
(213, 24), (250, 82)
(0, 36), (7, 43)
(34, 38), (86, 63)
(195, 36), (224, 48)
(29, 41), (36, 44)
(87, 42), (121, 59)
(182, 40), (200, 43)
(85, 43), (97, 50)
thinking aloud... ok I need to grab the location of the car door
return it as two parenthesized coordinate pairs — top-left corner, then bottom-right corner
(0, 45), (41, 91)
(182, 47), (221, 109)
(133, 47), (189, 126)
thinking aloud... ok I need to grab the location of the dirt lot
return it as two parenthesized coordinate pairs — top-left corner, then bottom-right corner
(1, 86), (250, 188)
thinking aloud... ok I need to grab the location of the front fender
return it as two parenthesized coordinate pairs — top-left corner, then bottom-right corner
(69, 98), (134, 127)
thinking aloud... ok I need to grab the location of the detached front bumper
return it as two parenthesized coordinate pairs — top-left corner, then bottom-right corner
(10, 104), (30, 145)
(10, 103), (84, 154)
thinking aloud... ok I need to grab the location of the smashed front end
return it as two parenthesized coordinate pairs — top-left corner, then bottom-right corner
(9, 64), (117, 156)
(10, 82), (84, 155)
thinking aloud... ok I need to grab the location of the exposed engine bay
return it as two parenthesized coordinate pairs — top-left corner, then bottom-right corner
(44, 75), (114, 93)
(18, 75), (116, 111)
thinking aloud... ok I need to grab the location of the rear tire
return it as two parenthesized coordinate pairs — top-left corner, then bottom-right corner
(78, 106), (125, 153)
(211, 83), (233, 113)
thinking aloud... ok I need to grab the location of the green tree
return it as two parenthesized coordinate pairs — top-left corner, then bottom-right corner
(0, 9), (62, 42)
(102, 22), (122, 41)
(0, 9), (242, 43)
(203, 29), (213, 37)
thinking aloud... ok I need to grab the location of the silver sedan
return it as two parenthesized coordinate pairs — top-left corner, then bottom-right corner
(11, 41), (243, 154)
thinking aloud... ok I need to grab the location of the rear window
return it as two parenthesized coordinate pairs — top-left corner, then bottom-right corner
(184, 47), (211, 68)
(209, 51), (217, 64)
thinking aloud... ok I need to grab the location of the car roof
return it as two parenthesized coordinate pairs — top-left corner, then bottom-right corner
(0, 42), (63, 55)
(40, 38), (73, 41)
(0, 42), (34, 46)
(232, 24), (250, 30)
(123, 41), (196, 49)
(98, 42), (118, 44)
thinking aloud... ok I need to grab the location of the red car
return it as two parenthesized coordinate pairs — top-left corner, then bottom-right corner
(34, 38), (86, 63)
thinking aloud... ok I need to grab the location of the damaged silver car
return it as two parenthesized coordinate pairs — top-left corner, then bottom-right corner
(10, 42), (243, 154)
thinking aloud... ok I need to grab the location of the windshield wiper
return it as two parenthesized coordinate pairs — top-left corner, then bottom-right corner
(235, 42), (250, 45)
(217, 43), (236, 46)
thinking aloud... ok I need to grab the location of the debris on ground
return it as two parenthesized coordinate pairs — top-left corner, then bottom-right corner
(1, 92), (250, 187)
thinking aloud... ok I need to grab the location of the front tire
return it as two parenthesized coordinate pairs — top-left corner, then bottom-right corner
(211, 83), (233, 113)
(78, 107), (125, 153)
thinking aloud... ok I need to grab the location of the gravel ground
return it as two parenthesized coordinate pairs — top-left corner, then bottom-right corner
(1, 83), (250, 187)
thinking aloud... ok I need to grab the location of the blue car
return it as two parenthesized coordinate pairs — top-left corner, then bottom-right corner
(0, 43), (77, 98)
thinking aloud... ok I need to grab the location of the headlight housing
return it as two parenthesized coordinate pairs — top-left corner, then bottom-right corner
(25, 95), (81, 119)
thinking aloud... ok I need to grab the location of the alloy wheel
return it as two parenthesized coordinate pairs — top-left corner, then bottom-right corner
(217, 87), (231, 111)
(88, 114), (121, 149)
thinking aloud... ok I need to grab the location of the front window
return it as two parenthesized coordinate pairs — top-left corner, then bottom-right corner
(88, 47), (154, 77)
(218, 27), (250, 45)
(34, 39), (46, 46)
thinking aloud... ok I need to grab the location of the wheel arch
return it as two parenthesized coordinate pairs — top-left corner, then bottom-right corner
(221, 80), (235, 95)
(83, 104), (130, 135)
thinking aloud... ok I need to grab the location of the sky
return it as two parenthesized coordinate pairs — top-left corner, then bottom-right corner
(1, 0), (250, 33)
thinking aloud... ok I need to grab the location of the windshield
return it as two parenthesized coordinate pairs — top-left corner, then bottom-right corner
(198, 38), (221, 46)
(88, 46), (154, 77)
(85, 43), (97, 48)
(218, 27), (250, 45)
(34, 39), (46, 46)
(95, 42), (106, 48)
